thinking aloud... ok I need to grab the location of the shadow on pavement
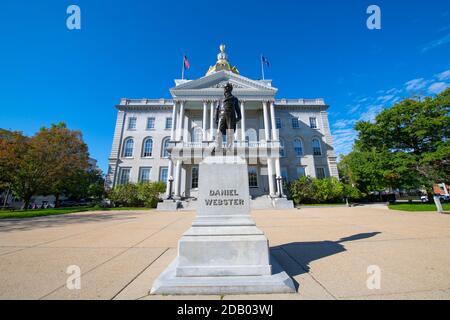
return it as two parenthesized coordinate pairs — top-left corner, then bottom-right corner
(0, 211), (144, 233)
(271, 232), (381, 290)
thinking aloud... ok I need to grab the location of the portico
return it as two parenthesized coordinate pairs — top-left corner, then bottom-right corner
(167, 71), (284, 200)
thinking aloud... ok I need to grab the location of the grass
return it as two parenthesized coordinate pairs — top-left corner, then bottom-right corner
(388, 203), (450, 212)
(0, 206), (152, 219)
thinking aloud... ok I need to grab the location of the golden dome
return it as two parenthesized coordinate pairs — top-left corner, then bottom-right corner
(206, 44), (240, 76)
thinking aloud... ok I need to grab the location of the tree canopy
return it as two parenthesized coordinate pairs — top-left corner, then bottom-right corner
(0, 123), (102, 208)
(339, 88), (450, 194)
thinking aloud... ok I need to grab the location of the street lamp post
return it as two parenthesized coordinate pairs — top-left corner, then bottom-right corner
(167, 176), (174, 200)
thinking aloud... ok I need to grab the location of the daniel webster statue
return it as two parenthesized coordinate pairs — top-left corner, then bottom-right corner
(215, 83), (242, 150)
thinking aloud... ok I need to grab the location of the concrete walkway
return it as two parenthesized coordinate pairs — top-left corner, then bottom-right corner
(0, 206), (449, 300)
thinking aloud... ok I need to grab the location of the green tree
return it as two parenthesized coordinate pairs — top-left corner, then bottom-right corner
(341, 88), (450, 197)
(0, 130), (30, 207)
(36, 123), (90, 206)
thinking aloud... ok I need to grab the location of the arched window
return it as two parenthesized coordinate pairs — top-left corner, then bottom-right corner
(192, 127), (203, 143)
(293, 139), (303, 157)
(312, 138), (322, 156)
(279, 138), (286, 157)
(142, 137), (153, 157)
(123, 138), (134, 158)
(161, 137), (171, 158)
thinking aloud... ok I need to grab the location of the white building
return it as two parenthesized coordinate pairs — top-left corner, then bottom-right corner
(106, 45), (338, 205)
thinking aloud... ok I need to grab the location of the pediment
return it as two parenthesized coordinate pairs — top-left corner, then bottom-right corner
(171, 71), (277, 93)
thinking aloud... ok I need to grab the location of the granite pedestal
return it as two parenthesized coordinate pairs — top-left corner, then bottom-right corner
(150, 156), (296, 295)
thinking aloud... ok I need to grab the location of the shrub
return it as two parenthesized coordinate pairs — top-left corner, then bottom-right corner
(311, 177), (344, 203)
(109, 182), (166, 208)
(343, 184), (364, 201)
(137, 181), (166, 208)
(288, 176), (315, 204)
(109, 184), (140, 207)
(288, 177), (359, 205)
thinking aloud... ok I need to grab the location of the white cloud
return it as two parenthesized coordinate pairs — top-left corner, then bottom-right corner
(377, 95), (395, 103)
(333, 119), (357, 129)
(385, 88), (402, 95)
(359, 105), (384, 122)
(332, 128), (358, 156)
(436, 70), (450, 81)
(348, 104), (361, 114)
(428, 82), (449, 94)
(405, 78), (428, 92)
(422, 34), (450, 53)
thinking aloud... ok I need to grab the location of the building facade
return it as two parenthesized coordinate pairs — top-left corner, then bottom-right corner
(106, 45), (339, 201)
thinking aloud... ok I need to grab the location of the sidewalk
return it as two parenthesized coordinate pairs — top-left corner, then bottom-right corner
(0, 207), (449, 300)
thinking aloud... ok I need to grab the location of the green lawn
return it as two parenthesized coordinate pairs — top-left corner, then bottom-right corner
(388, 203), (450, 212)
(0, 206), (152, 219)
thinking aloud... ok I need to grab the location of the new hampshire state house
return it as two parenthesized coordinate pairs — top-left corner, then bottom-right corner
(106, 45), (339, 209)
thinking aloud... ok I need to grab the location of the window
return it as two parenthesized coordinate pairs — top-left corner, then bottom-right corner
(279, 139), (286, 157)
(248, 167), (258, 188)
(245, 128), (257, 142)
(293, 139), (303, 157)
(123, 138), (134, 158)
(276, 117), (282, 129)
(309, 117), (317, 129)
(191, 167), (199, 189)
(142, 138), (153, 157)
(128, 117), (137, 130)
(165, 117), (172, 130)
(139, 167), (151, 183)
(297, 167), (306, 179)
(292, 118), (300, 129)
(192, 127), (203, 143)
(146, 117), (155, 130)
(159, 167), (168, 182)
(119, 168), (131, 185)
(162, 137), (170, 158)
(316, 167), (326, 179)
(312, 138), (322, 156)
(281, 168), (288, 183)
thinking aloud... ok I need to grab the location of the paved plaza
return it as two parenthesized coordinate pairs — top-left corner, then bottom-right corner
(0, 206), (449, 300)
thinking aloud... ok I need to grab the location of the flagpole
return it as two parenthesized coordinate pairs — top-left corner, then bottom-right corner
(261, 55), (265, 80)
(181, 53), (185, 80)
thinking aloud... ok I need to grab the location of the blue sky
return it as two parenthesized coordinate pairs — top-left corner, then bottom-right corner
(1, 0), (449, 173)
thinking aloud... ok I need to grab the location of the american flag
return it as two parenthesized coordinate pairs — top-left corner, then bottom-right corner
(183, 55), (190, 70)
(261, 55), (270, 67)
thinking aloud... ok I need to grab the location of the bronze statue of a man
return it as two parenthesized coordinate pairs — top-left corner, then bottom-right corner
(215, 83), (242, 150)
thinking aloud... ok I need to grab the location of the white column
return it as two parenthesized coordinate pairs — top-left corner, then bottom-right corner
(166, 159), (174, 196)
(174, 160), (182, 199)
(240, 101), (246, 141)
(170, 102), (178, 141)
(177, 101), (185, 141)
(202, 101), (208, 141)
(262, 101), (271, 141)
(270, 101), (278, 141)
(267, 158), (276, 197)
(209, 101), (215, 141)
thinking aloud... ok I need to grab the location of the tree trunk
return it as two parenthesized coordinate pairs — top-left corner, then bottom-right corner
(55, 193), (60, 208)
(2, 188), (10, 208)
(427, 189), (435, 204)
(23, 195), (32, 210)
